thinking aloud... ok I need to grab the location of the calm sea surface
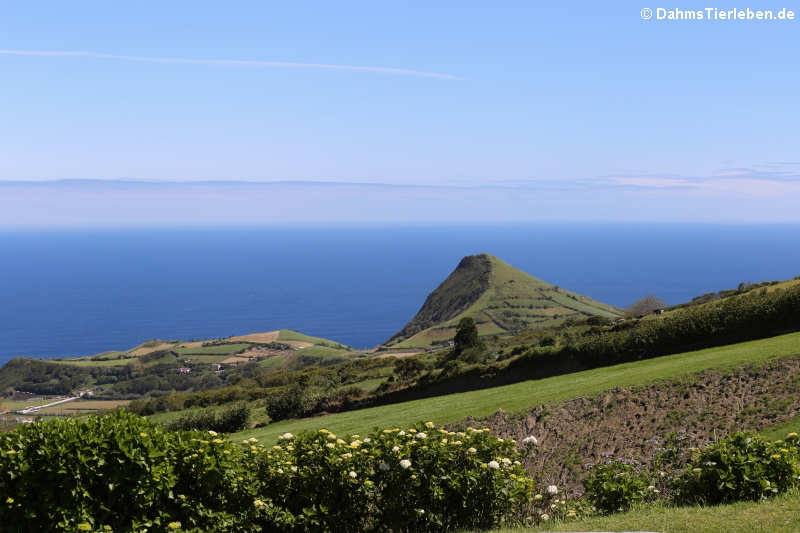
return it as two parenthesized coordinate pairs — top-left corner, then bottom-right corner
(1, 224), (799, 365)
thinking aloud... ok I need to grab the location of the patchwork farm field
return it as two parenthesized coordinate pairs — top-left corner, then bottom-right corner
(235, 331), (800, 443)
(36, 399), (129, 415)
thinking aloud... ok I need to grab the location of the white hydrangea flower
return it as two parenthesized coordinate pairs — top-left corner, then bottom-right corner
(415, 432), (427, 440)
(348, 471), (357, 479)
(522, 436), (538, 446)
(392, 446), (400, 452)
(280, 432), (294, 440)
(487, 460), (500, 469)
(399, 459), (412, 469)
(546, 485), (558, 495)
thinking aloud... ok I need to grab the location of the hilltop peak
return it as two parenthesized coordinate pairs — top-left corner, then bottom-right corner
(384, 254), (620, 348)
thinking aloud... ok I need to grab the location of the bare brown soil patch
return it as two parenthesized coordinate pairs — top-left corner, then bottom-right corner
(462, 357), (800, 493)
(178, 341), (206, 349)
(129, 342), (175, 356)
(240, 346), (295, 358)
(285, 341), (314, 349)
(220, 356), (255, 365)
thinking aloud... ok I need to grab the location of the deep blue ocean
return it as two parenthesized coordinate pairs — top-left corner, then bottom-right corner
(2, 224), (799, 366)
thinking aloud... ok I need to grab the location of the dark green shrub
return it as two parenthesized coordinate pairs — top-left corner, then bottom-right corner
(0, 413), (535, 532)
(165, 402), (251, 433)
(583, 460), (655, 513)
(0, 410), (271, 532)
(264, 386), (306, 421)
(672, 432), (800, 505)
(454, 317), (485, 357)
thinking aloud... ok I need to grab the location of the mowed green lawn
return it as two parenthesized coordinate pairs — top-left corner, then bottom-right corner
(762, 413), (800, 441)
(234, 331), (800, 444)
(496, 489), (800, 533)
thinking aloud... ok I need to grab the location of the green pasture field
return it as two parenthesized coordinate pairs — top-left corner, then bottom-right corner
(503, 488), (800, 533)
(234, 331), (800, 444)
(174, 343), (250, 355)
(177, 354), (230, 364)
(761, 414), (800, 441)
(296, 345), (352, 357)
(0, 397), (58, 411)
(349, 377), (387, 393)
(258, 354), (288, 370)
(37, 399), (129, 415)
(277, 329), (346, 346)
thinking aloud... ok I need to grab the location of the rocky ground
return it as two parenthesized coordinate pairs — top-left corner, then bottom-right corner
(460, 356), (800, 493)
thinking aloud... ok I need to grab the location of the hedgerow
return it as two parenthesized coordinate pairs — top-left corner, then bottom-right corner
(0, 411), (534, 532)
(164, 403), (251, 433)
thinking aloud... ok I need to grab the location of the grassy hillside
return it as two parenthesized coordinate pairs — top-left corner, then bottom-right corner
(235, 330), (800, 443)
(386, 254), (621, 348)
(762, 414), (800, 441)
(508, 488), (800, 533)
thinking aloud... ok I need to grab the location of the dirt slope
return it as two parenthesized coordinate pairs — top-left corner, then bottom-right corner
(462, 357), (800, 493)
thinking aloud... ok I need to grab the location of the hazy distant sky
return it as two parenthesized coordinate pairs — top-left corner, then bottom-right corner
(1, 2), (799, 225)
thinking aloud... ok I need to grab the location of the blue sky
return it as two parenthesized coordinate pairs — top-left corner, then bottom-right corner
(1, 1), (799, 224)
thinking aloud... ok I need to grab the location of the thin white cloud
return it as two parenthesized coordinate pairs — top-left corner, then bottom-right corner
(612, 177), (693, 189)
(0, 49), (460, 80)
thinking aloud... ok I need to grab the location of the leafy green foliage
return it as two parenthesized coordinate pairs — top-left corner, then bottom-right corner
(165, 403), (251, 433)
(0, 410), (261, 531)
(672, 432), (800, 505)
(454, 317), (481, 353)
(394, 357), (427, 381)
(261, 423), (533, 532)
(0, 413), (534, 532)
(583, 460), (655, 513)
(128, 358), (392, 416)
(264, 385), (364, 422)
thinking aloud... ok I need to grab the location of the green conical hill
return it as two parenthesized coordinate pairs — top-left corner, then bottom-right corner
(384, 254), (621, 348)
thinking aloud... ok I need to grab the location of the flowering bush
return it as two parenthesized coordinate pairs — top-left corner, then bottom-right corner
(253, 423), (534, 531)
(583, 459), (656, 513)
(0, 412), (535, 532)
(671, 431), (800, 505)
(522, 484), (591, 526)
(0, 410), (272, 532)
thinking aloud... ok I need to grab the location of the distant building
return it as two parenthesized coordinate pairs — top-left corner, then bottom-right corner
(211, 363), (223, 371)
